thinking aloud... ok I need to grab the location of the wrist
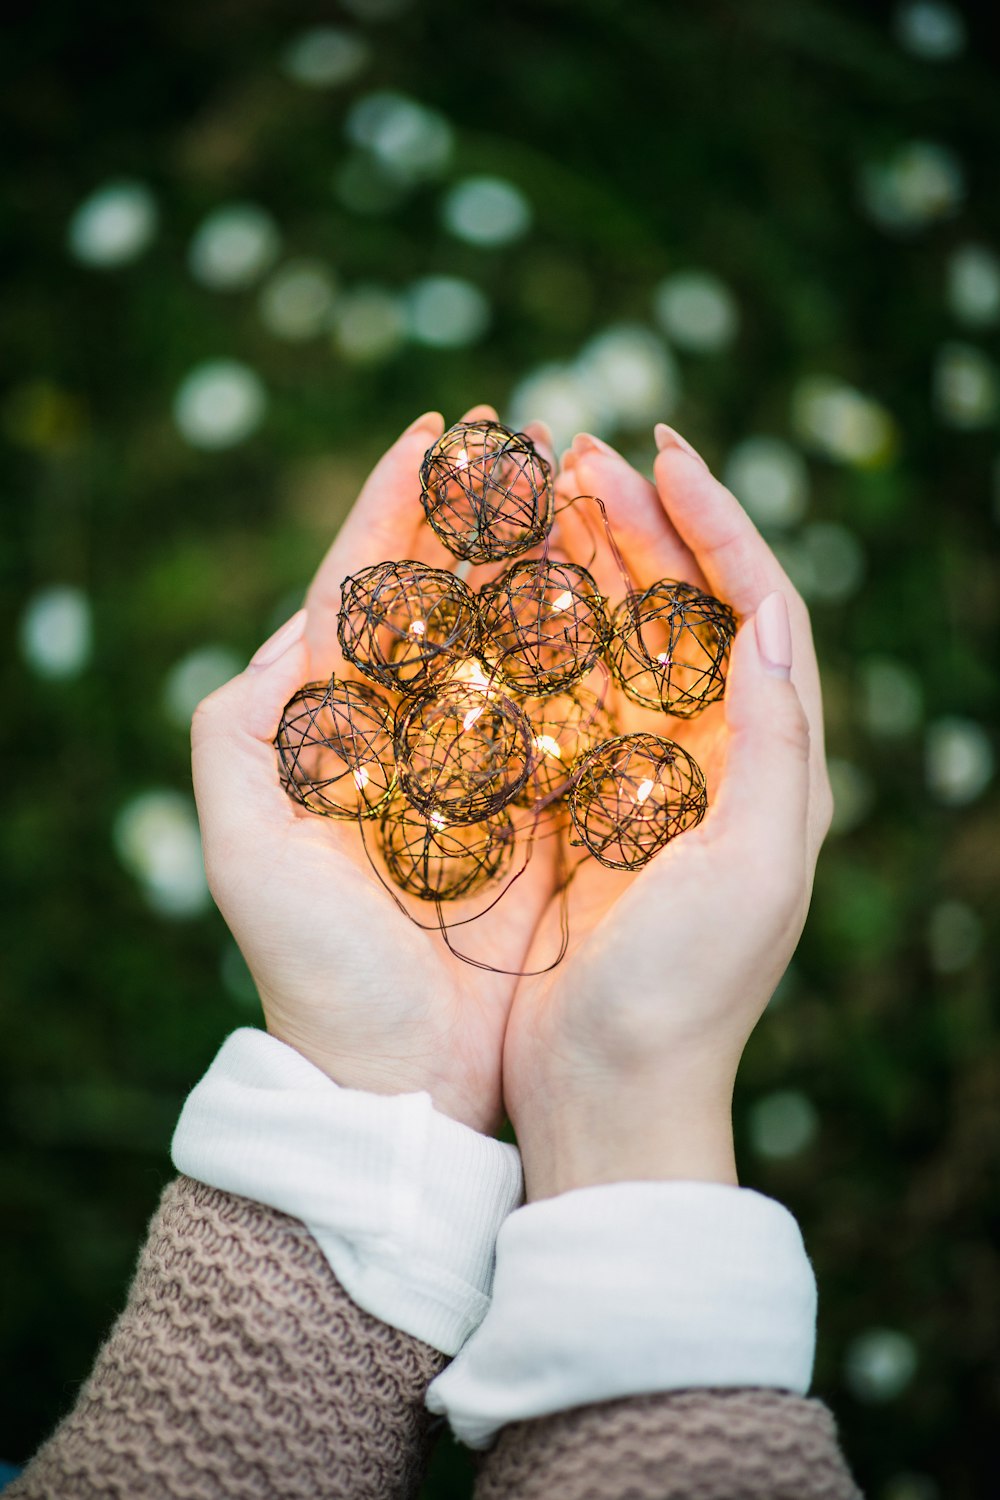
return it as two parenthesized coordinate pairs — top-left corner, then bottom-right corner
(517, 1072), (737, 1202)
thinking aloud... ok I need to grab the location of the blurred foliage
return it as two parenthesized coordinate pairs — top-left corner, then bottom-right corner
(1, 1), (998, 1495)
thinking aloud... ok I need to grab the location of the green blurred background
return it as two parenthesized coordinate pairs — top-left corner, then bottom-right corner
(2, 0), (998, 1493)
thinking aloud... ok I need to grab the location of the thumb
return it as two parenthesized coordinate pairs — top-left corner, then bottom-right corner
(710, 592), (811, 886)
(191, 609), (310, 893)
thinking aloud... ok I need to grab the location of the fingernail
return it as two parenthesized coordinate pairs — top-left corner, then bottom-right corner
(249, 609), (307, 670)
(754, 592), (792, 678)
(403, 410), (444, 438)
(654, 423), (708, 469)
(572, 432), (619, 459)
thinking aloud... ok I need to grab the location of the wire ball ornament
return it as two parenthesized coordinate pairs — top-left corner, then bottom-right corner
(568, 732), (708, 870)
(276, 677), (396, 820)
(516, 682), (618, 809)
(394, 681), (533, 825)
(478, 558), (609, 697)
(377, 799), (516, 902)
(609, 580), (737, 717)
(419, 419), (554, 562)
(338, 559), (480, 694)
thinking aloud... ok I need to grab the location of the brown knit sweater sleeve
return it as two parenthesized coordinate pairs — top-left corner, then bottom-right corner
(474, 1389), (863, 1500)
(9, 1175), (448, 1500)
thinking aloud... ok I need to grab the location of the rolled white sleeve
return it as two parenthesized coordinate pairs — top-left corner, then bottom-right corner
(170, 1028), (523, 1356)
(426, 1180), (817, 1447)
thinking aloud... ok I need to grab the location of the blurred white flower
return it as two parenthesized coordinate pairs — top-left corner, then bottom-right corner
(859, 141), (964, 233)
(724, 437), (809, 528)
(405, 276), (490, 348)
(826, 759), (876, 835)
(507, 364), (603, 454)
(113, 791), (210, 918)
(280, 27), (370, 87)
(163, 645), (243, 729)
(793, 376), (897, 466)
(844, 1328), (918, 1402)
(893, 1), (965, 60)
(67, 180), (158, 268)
(860, 657), (923, 737)
(173, 360), (267, 449)
(442, 176), (532, 248)
(946, 244), (1000, 328)
(778, 522), (866, 604)
(188, 204), (281, 291)
(748, 1090), (819, 1160)
(933, 342), (999, 428)
(575, 325), (679, 429)
(332, 285), (406, 362)
(925, 716), (994, 805)
(927, 899), (982, 974)
(653, 271), (739, 353)
(345, 92), (453, 181)
(19, 586), (92, 679)
(259, 260), (337, 340)
(334, 153), (410, 215)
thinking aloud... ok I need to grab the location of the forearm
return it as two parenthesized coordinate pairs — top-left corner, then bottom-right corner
(9, 1177), (446, 1500)
(474, 1388), (861, 1500)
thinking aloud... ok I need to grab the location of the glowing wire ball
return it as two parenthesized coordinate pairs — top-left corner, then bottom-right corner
(276, 677), (396, 820)
(516, 683), (618, 809)
(609, 580), (736, 717)
(394, 682), (532, 824)
(478, 558), (609, 696)
(419, 419), (554, 562)
(569, 732), (707, 870)
(377, 800), (515, 901)
(338, 559), (479, 694)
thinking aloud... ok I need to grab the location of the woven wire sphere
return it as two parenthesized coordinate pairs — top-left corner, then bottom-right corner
(568, 732), (707, 870)
(377, 799), (515, 902)
(419, 419), (554, 563)
(478, 559), (609, 696)
(394, 682), (532, 825)
(516, 683), (618, 809)
(609, 580), (736, 717)
(275, 677), (396, 820)
(338, 559), (479, 694)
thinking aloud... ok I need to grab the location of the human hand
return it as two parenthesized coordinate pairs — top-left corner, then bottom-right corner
(191, 406), (556, 1135)
(503, 427), (833, 1199)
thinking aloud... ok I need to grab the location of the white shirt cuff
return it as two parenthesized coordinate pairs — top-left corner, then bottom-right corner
(170, 1028), (523, 1356)
(426, 1180), (817, 1447)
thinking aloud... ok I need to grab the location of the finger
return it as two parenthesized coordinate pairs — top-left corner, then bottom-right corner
(305, 411), (445, 673)
(460, 402), (499, 422)
(562, 432), (706, 595)
(710, 593), (830, 875)
(652, 425), (830, 831)
(191, 611), (312, 892)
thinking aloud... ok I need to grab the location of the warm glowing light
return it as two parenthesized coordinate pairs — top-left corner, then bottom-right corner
(352, 765), (371, 791)
(457, 447), (469, 468)
(463, 704), (485, 730)
(551, 589), (574, 613)
(430, 811), (447, 830)
(453, 659), (490, 690)
(656, 651), (671, 665)
(635, 778), (655, 804)
(409, 618), (427, 636)
(534, 734), (563, 760)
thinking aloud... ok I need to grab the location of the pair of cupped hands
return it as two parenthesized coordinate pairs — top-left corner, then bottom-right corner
(192, 404), (833, 1200)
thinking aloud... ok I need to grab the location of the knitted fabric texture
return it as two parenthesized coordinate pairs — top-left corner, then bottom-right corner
(9, 1177), (447, 1500)
(474, 1388), (863, 1500)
